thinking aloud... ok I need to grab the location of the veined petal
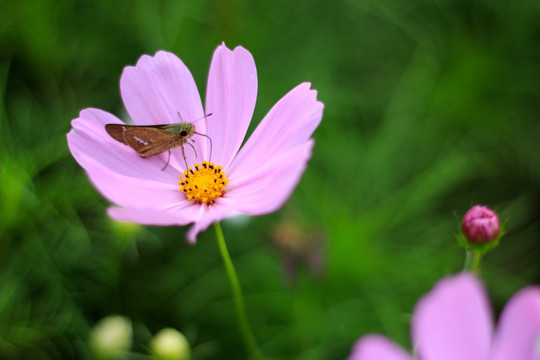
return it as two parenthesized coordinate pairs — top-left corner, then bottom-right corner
(348, 335), (412, 360)
(82, 160), (185, 211)
(491, 287), (540, 360)
(68, 108), (186, 210)
(110, 198), (237, 244)
(68, 108), (183, 180)
(186, 199), (237, 243)
(108, 202), (202, 228)
(412, 273), (492, 360)
(205, 44), (257, 169)
(120, 51), (207, 168)
(225, 141), (313, 215)
(228, 82), (323, 180)
(120, 51), (204, 126)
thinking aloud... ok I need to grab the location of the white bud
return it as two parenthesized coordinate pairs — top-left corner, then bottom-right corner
(89, 315), (132, 359)
(150, 328), (191, 360)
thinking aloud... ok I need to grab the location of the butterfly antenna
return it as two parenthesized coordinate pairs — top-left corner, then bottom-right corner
(192, 113), (213, 124)
(176, 112), (213, 124)
(177, 111), (185, 123)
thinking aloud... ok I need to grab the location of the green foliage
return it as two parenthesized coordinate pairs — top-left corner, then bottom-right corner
(1, 0), (539, 359)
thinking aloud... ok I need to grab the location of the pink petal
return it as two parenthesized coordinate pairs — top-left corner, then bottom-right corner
(69, 108), (182, 177)
(82, 160), (187, 211)
(205, 44), (257, 169)
(120, 51), (207, 168)
(107, 202), (200, 228)
(228, 82), (323, 180)
(225, 141), (314, 215)
(348, 335), (412, 360)
(68, 108), (183, 209)
(185, 199), (237, 243)
(109, 197), (237, 244)
(120, 51), (204, 126)
(412, 273), (493, 360)
(491, 286), (540, 360)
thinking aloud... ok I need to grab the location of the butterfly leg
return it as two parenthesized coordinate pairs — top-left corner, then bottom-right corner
(181, 145), (188, 170)
(162, 149), (172, 171)
(186, 141), (198, 159)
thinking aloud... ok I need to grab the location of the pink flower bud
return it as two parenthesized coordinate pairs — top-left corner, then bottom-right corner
(461, 205), (500, 244)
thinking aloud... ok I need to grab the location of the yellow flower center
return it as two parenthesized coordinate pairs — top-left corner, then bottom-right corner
(178, 161), (228, 205)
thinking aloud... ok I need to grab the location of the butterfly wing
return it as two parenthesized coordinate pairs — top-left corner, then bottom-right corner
(105, 124), (180, 157)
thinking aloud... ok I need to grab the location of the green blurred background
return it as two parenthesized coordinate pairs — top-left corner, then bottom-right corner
(1, 0), (539, 359)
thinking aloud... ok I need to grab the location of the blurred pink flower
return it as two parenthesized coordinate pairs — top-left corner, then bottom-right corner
(349, 273), (540, 360)
(67, 44), (323, 243)
(461, 205), (500, 244)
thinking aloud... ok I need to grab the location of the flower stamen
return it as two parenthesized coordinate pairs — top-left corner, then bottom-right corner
(178, 161), (228, 205)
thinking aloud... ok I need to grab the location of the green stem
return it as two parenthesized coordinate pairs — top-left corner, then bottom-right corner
(464, 250), (482, 274)
(214, 222), (263, 360)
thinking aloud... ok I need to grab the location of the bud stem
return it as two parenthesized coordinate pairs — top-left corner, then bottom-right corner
(214, 222), (264, 360)
(464, 250), (483, 273)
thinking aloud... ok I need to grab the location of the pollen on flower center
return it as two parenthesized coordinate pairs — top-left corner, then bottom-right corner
(178, 161), (228, 205)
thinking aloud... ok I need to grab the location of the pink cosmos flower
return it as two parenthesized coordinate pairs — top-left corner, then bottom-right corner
(349, 273), (540, 360)
(67, 44), (323, 243)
